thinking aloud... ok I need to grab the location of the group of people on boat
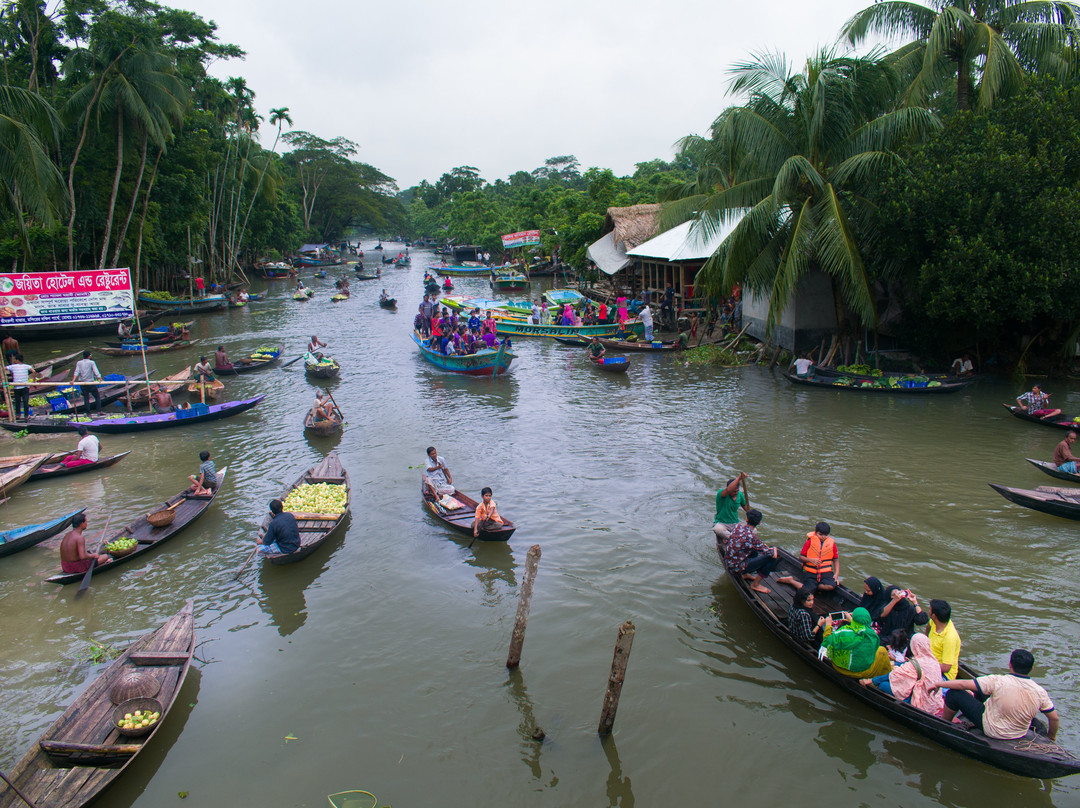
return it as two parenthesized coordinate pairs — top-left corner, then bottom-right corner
(414, 300), (509, 357)
(420, 447), (503, 537)
(713, 473), (1062, 744)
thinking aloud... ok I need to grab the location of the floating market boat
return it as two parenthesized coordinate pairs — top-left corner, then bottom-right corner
(590, 355), (630, 374)
(0, 507), (86, 559)
(491, 271), (528, 291)
(422, 487), (516, 541)
(28, 451), (130, 481)
(97, 340), (195, 357)
(137, 291), (227, 313)
(430, 263), (490, 277)
(1, 396), (266, 434)
(2, 313), (161, 343)
(379, 297), (397, 309)
(214, 346), (282, 375)
(145, 321), (193, 336)
(330, 293), (349, 302)
(716, 540), (1080, 778)
(305, 355), (340, 379)
(494, 320), (644, 340)
(1002, 404), (1080, 431)
(0, 602), (195, 808)
(46, 472), (226, 585)
(411, 331), (515, 376)
(258, 453), (350, 564)
(783, 372), (972, 394)
(988, 482), (1080, 520)
(185, 377), (225, 401)
(597, 337), (682, 353)
(1026, 458), (1080, 483)
(304, 408), (343, 437)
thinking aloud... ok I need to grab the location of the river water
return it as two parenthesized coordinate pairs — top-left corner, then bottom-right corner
(1, 244), (1079, 807)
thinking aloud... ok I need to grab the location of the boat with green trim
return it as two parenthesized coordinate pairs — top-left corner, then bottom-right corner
(429, 263), (490, 277)
(412, 331), (515, 375)
(494, 320), (644, 340)
(491, 271), (529, 291)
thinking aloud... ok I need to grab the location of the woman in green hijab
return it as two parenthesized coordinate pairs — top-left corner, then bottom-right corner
(820, 607), (893, 678)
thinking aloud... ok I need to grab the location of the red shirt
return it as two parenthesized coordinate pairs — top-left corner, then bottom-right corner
(195, 278), (205, 290)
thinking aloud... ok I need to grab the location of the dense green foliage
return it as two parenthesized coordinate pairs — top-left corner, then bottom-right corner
(0, 0), (403, 287)
(876, 78), (1080, 358)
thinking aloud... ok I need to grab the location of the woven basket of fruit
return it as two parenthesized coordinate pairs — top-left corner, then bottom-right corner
(112, 697), (162, 737)
(105, 537), (138, 558)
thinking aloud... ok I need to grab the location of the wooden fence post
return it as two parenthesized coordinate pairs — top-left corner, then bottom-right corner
(597, 620), (635, 735)
(506, 544), (541, 668)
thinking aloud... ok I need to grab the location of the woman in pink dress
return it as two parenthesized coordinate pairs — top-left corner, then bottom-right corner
(562, 303), (574, 326)
(616, 296), (628, 325)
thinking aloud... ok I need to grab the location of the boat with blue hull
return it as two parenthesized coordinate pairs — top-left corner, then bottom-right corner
(411, 332), (515, 376)
(0, 395), (266, 434)
(0, 508), (87, 559)
(494, 320), (644, 340)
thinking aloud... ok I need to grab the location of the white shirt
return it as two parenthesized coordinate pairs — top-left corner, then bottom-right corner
(425, 454), (449, 486)
(77, 434), (100, 462)
(952, 358), (973, 374)
(6, 363), (33, 387)
(639, 307), (653, 327)
(794, 358), (814, 376)
(73, 358), (101, 382)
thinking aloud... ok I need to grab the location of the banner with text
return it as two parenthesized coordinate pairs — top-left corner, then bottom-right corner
(0, 269), (134, 325)
(501, 229), (541, 249)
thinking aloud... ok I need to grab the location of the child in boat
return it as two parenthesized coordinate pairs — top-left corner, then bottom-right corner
(188, 450), (216, 495)
(473, 488), (504, 537)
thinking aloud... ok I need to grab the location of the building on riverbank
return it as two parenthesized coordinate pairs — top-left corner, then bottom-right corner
(627, 219), (731, 317)
(586, 204), (660, 280)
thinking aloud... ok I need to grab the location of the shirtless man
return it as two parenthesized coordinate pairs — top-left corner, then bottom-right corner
(151, 385), (175, 413)
(59, 512), (109, 575)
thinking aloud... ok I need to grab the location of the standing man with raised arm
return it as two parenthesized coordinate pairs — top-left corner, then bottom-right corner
(712, 471), (750, 548)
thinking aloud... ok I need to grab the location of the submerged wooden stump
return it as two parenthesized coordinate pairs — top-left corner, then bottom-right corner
(597, 620), (635, 735)
(506, 544), (541, 668)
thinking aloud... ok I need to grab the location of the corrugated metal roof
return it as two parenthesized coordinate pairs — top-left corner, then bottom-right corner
(627, 217), (741, 261)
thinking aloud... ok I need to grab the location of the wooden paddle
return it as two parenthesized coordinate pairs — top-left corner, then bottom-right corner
(280, 354), (305, 369)
(324, 388), (344, 422)
(0, 767), (40, 808)
(75, 514), (113, 599)
(232, 546), (259, 580)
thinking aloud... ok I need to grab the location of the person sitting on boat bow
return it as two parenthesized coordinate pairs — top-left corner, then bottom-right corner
(151, 385), (175, 413)
(1054, 431), (1080, 473)
(1016, 384), (1061, 420)
(588, 337), (605, 363)
(62, 425), (99, 468)
(214, 345), (233, 372)
(423, 447), (454, 498)
(59, 512), (110, 574)
(861, 633), (944, 716)
(188, 450), (216, 495)
(308, 335), (327, 361)
(820, 607), (893, 678)
(193, 356), (215, 385)
(256, 499), (301, 556)
(932, 649), (1059, 742)
(713, 472), (749, 545)
(473, 487), (504, 537)
(724, 509), (780, 594)
(797, 522), (839, 593)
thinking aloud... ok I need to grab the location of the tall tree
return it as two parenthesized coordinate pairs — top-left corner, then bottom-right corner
(281, 130), (357, 231)
(842, 0), (1080, 111)
(663, 49), (939, 335)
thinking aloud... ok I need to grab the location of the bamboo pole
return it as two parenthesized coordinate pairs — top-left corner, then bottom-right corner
(597, 620), (636, 735)
(128, 267), (154, 406)
(506, 544), (541, 668)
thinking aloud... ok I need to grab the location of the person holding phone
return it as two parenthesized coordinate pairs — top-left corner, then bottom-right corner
(820, 607), (893, 678)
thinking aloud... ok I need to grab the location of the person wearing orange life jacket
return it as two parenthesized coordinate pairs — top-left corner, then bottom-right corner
(799, 521), (839, 593)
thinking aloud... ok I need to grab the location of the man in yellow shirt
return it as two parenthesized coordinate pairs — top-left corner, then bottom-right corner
(929, 599), (962, 679)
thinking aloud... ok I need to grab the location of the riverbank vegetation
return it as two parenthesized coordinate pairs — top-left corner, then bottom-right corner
(0, 0), (404, 287)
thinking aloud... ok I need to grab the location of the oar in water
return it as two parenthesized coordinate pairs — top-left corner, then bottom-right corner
(280, 354), (305, 370)
(232, 545), (259, 580)
(324, 388), (344, 422)
(75, 514), (113, 599)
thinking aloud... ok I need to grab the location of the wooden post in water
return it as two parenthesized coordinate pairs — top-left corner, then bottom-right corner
(506, 544), (541, 669)
(597, 620), (635, 736)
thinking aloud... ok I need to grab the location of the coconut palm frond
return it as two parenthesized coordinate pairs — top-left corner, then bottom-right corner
(815, 185), (876, 328)
(841, 0), (939, 45)
(977, 23), (1027, 109)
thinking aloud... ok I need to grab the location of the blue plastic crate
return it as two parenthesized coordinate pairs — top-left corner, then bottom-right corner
(103, 374), (126, 381)
(49, 397), (70, 412)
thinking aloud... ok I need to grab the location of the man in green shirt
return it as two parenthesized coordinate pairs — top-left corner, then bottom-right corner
(713, 472), (749, 549)
(587, 337), (605, 362)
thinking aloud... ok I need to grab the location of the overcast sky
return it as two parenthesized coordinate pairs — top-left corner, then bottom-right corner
(175, 0), (885, 189)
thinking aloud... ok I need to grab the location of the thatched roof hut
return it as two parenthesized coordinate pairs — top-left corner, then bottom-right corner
(604, 204), (661, 252)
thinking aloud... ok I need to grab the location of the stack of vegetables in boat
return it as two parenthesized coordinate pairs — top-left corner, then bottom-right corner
(304, 353), (340, 379)
(258, 453), (350, 564)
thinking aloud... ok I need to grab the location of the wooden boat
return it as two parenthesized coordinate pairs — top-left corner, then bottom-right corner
(495, 320), (644, 340)
(292, 292), (309, 301)
(214, 346), (282, 375)
(543, 289), (587, 309)
(989, 482), (1080, 520)
(430, 263), (490, 277)
(597, 337), (682, 353)
(185, 378), (225, 401)
(783, 372), (972, 394)
(137, 290), (227, 309)
(1026, 458), (1080, 483)
(3, 312), (160, 343)
(491, 271), (528, 291)
(330, 293), (349, 302)
(0, 454), (48, 503)
(2, 396), (266, 435)
(716, 541), (1080, 778)
(354, 271), (379, 280)
(259, 453), (349, 564)
(305, 357), (340, 379)
(590, 355), (630, 373)
(127, 368), (191, 406)
(29, 451), (130, 481)
(1002, 403), (1080, 431)
(46, 470), (227, 584)
(146, 321), (193, 335)
(411, 331), (515, 376)
(812, 365), (970, 383)
(97, 340), (194, 357)
(0, 507), (86, 559)
(0, 602), (195, 808)
(103, 331), (178, 348)
(554, 336), (588, 346)
(27, 370), (71, 395)
(29, 350), (82, 376)
(304, 408), (343, 437)
(422, 487), (516, 541)
(379, 297), (397, 309)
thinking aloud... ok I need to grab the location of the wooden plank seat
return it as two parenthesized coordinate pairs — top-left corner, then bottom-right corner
(128, 651), (189, 665)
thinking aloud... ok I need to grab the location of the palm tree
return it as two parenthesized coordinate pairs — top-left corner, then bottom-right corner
(841, 0), (1080, 111)
(663, 49), (940, 337)
(0, 83), (64, 254)
(231, 106), (291, 266)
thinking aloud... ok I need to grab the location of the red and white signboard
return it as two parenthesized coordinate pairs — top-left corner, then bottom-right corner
(501, 230), (541, 249)
(0, 269), (134, 325)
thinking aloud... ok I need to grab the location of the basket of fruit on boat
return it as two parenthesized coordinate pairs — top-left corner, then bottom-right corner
(105, 537), (138, 558)
(112, 697), (163, 737)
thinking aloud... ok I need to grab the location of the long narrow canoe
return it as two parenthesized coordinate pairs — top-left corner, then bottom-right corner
(128, 368), (191, 406)
(716, 541), (1080, 778)
(1026, 458), (1080, 483)
(48, 373), (151, 415)
(1002, 403), (1080, 431)
(430, 264), (490, 276)
(0, 508), (87, 559)
(0, 396), (266, 435)
(259, 453), (349, 564)
(784, 372), (972, 394)
(988, 482), (1080, 520)
(0, 602), (195, 808)
(29, 350), (82, 376)
(422, 487), (516, 541)
(97, 340), (194, 357)
(215, 346), (282, 375)
(46, 470), (227, 584)
(494, 320), (644, 340)
(29, 451), (130, 481)
(411, 331), (515, 376)
(597, 337), (682, 353)
(138, 291), (227, 308)
(0, 454), (48, 504)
